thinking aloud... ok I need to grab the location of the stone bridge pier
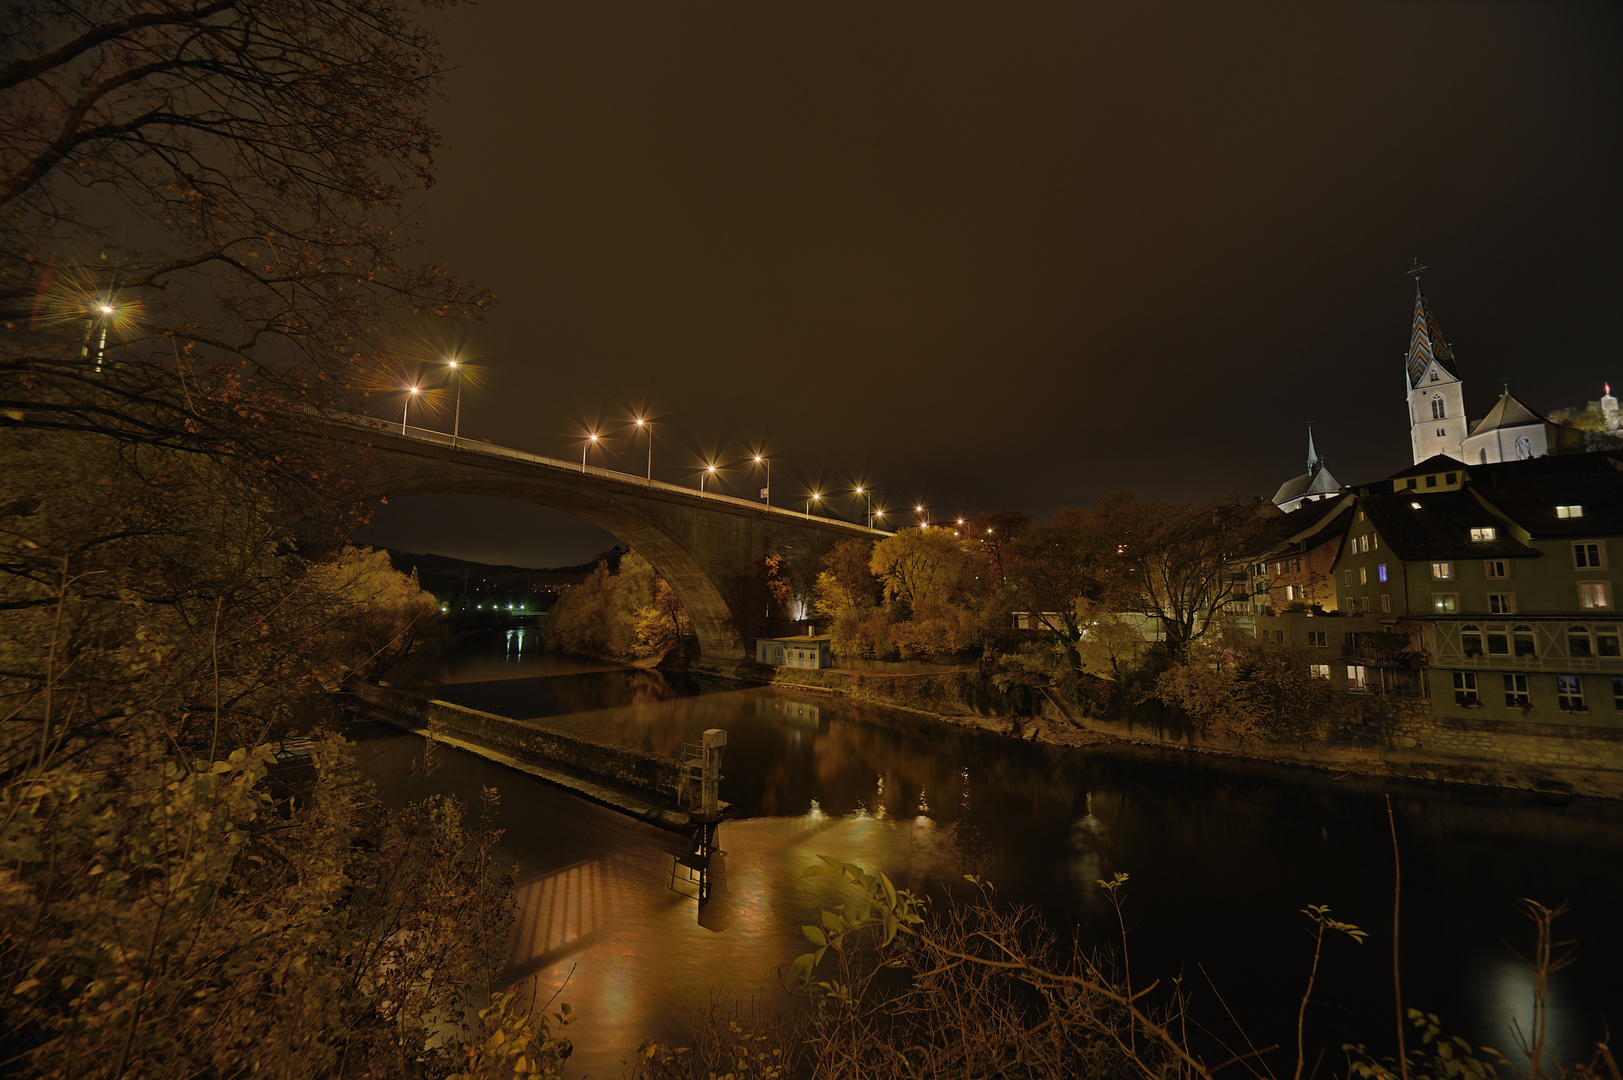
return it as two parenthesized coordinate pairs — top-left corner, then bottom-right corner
(325, 421), (882, 663)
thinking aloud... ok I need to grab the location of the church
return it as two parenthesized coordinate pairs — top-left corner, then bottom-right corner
(1272, 267), (1622, 512)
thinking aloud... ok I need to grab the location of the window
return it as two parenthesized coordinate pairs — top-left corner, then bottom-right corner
(1411, 500), (1423, 509)
(1373, 534), (1380, 550)
(1470, 527), (1498, 542)
(1360, 567), (1368, 585)
(1461, 625), (1483, 658)
(1381, 594), (1391, 613)
(1344, 569), (1352, 585)
(1513, 625), (1538, 658)
(1432, 561), (1454, 580)
(1598, 626), (1621, 658)
(1378, 563), (1388, 582)
(1579, 582), (1613, 610)
(1503, 674), (1530, 708)
(1310, 664), (1331, 679)
(1485, 560), (1509, 579)
(1431, 394), (1445, 419)
(1446, 472), (1458, 484)
(1308, 631), (1327, 647)
(1569, 625), (1593, 658)
(1556, 675), (1585, 711)
(1426, 475), (1438, 488)
(1574, 542), (1605, 568)
(1613, 676), (1623, 711)
(1488, 592), (1515, 615)
(1430, 370), (1439, 382)
(1433, 593), (1459, 614)
(1284, 584), (1298, 601)
(1453, 671), (1478, 705)
(1557, 505), (1584, 519)
(1349, 665), (1369, 691)
(1485, 626), (1509, 655)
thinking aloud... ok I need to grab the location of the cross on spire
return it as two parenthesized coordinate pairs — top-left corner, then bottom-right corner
(1407, 257), (1428, 292)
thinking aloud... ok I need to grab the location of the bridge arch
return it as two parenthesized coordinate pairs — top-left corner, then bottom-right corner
(329, 423), (880, 664)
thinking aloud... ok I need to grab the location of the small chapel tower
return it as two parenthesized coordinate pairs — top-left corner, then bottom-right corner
(1404, 263), (1468, 464)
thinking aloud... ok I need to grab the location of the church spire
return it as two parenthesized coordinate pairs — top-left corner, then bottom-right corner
(1306, 424), (1320, 472)
(1405, 272), (1460, 389)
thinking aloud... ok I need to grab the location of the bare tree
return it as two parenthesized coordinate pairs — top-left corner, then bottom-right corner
(0, 0), (485, 482)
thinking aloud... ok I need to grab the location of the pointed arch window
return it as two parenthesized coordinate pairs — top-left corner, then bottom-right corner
(1431, 394), (1446, 420)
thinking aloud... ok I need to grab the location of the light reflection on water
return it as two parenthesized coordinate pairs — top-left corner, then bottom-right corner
(349, 641), (1623, 1078)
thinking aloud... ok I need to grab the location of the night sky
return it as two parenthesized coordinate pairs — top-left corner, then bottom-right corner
(364, 1), (1623, 568)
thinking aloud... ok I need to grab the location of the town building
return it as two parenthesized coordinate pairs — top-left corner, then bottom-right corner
(1270, 428), (1344, 513)
(755, 634), (832, 669)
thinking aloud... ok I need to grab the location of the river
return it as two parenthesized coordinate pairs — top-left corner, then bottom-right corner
(349, 632), (1623, 1079)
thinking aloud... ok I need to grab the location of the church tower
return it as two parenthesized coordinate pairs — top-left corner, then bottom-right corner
(1405, 266), (1467, 464)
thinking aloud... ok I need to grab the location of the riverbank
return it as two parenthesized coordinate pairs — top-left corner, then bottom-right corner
(758, 664), (1623, 800)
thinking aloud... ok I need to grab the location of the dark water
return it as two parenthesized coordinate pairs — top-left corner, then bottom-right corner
(350, 634), (1623, 1079)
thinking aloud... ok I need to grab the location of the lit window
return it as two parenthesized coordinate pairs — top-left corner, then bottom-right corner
(1432, 593), (1458, 614)
(1309, 664), (1331, 680)
(1579, 582), (1613, 610)
(1378, 564), (1388, 582)
(1360, 567), (1368, 585)
(1349, 664), (1369, 691)
(1556, 505), (1584, 519)
(1574, 542), (1605, 568)
(1470, 527), (1497, 542)
(1488, 593), (1515, 615)
(1503, 673), (1530, 708)
(1373, 534), (1380, 550)
(1484, 560), (1508, 579)
(1556, 675), (1585, 711)
(1411, 501), (1423, 509)
(1452, 671), (1477, 705)
(1431, 561), (1453, 580)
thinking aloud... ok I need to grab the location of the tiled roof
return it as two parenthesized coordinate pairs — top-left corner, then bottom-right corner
(1469, 392), (1549, 437)
(1385, 454), (1466, 483)
(1406, 288), (1461, 389)
(1271, 463), (1342, 506)
(1359, 490), (1535, 560)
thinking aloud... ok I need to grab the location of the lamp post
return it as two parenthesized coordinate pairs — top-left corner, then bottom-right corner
(445, 359), (463, 447)
(634, 417), (651, 485)
(855, 486), (870, 528)
(701, 463), (717, 492)
(401, 385), (421, 433)
(754, 454), (770, 507)
(82, 300), (116, 373)
(807, 491), (821, 520)
(916, 504), (927, 527)
(582, 431), (598, 472)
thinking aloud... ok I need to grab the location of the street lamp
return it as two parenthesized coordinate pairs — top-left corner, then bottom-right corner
(445, 358), (463, 447)
(401, 385), (421, 433)
(582, 431), (598, 472)
(82, 299), (117, 373)
(855, 486), (871, 528)
(915, 504), (927, 528)
(807, 491), (821, 520)
(701, 463), (717, 492)
(634, 417), (652, 485)
(753, 454), (770, 507)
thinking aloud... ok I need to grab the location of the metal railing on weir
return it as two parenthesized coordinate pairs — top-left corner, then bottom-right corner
(329, 412), (892, 536)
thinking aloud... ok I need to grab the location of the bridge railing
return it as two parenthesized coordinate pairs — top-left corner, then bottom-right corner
(328, 412), (891, 535)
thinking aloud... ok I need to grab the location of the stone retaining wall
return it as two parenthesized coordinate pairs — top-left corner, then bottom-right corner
(350, 683), (691, 804)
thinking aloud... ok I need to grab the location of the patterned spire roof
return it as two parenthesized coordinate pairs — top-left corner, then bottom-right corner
(1406, 286), (1460, 389)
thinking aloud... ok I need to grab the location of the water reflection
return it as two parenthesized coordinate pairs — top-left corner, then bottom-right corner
(353, 641), (1623, 1077)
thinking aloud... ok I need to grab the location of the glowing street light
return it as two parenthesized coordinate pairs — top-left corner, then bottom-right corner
(753, 454), (770, 507)
(855, 486), (871, 528)
(582, 431), (599, 472)
(807, 491), (821, 520)
(82, 298), (118, 373)
(445, 358), (464, 447)
(401, 385), (421, 433)
(701, 462), (717, 492)
(915, 504), (927, 525)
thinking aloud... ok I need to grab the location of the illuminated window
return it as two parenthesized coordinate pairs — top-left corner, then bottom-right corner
(1452, 671), (1477, 705)
(1557, 505), (1584, 519)
(1349, 665), (1369, 691)
(1431, 561), (1453, 580)
(1574, 542), (1605, 568)
(1309, 664), (1331, 680)
(1360, 567), (1368, 585)
(1372, 534), (1380, 550)
(1378, 564), (1388, 582)
(1484, 560), (1508, 579)
(1503, 673), (1530, 708)
(1411, 500), (1423, 509)
(1432, 593), (1458, 614)
(1579, 582), (1613, 610)
(1488, 593), (1515, 615)
(1556, 675), (1585, 711)
(1470, 527), (1497, 542)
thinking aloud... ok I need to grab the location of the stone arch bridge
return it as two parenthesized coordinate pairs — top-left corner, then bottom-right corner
(319, 415), (885, 665)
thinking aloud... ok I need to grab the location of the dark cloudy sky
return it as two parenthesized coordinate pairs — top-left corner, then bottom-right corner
(365, 0), (1623, 567)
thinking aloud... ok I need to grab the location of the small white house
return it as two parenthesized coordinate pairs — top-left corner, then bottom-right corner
(756, 634), (832, 669)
